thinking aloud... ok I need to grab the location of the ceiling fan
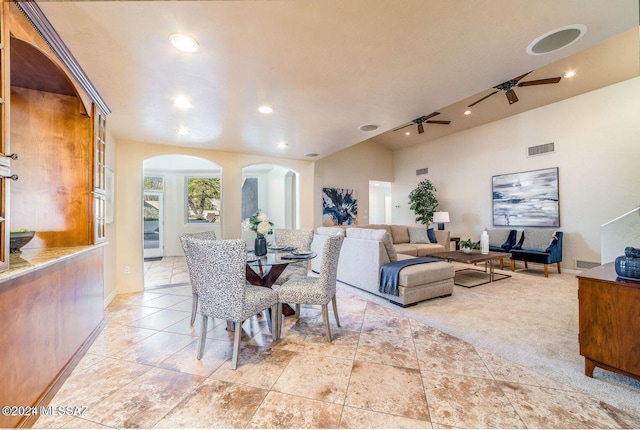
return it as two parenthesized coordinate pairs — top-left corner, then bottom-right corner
(467, 72), (562, 107)
(392, 112), (451, 134)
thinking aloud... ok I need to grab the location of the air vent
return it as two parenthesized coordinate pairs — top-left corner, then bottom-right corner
(528, 142), (555, 157)
(576, 260), (601, 270)
(416, 167), (428, 176)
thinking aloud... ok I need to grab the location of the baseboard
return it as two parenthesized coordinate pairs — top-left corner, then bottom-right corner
(104, 287), (118, 309)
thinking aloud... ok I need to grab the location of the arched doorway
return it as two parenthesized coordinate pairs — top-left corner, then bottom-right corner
(142, 155), (221, 288)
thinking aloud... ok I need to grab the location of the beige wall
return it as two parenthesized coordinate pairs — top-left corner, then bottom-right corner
(391, 77), (640, 271)
(114, 140), (314, 293)
(314, 139), (394, 228)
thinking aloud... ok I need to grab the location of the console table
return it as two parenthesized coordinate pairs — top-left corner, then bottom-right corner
(577, 263), (640, 381)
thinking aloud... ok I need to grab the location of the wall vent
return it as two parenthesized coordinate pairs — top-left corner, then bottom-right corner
(416, 167), (428, 176)
(576, 260), (601, 270)
(528, 142), (555, 157)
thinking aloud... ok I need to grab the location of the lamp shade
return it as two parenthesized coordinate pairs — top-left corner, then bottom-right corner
(432, 212), (450, 223)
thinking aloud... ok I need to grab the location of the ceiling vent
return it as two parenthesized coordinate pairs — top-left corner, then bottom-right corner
(528, 142), (555, 157)
(416, 167), (428, 176)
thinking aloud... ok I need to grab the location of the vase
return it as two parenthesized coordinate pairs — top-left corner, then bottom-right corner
(462, 247), (472, 254)
(254, 235), (267, 256)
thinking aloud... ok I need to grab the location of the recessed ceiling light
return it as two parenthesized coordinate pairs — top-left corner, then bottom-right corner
(175, 127), (190, 135)
(174, 97), (192, 109)
(358, 124), (379, 132)
(305, 152), (319, 158)
(527, 24), (586, 56)
(277, 142), (288, 148)
(258, 105), (273, 114)
(170, 34), (199, 53)
(563, 70), (576, 79)
(464, 110), (472, 115)
(405, 131), (411, 136)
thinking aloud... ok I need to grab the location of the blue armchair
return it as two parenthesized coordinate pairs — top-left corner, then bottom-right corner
(510, 230), (563, 277)
(487, 229), (518, 269)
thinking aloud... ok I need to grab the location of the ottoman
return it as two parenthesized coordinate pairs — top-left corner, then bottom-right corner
(390, 258), (455, 307)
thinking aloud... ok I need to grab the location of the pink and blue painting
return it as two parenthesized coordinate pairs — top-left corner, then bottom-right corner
(322, 188), (358, 226)
(492, 167), (559, 227)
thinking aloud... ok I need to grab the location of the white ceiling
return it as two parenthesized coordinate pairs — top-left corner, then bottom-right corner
(37, 1), (639, 161)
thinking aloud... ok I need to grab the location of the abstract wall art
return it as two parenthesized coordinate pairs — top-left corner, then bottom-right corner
(322, 188), (358, 226)
(492, 167), (559, 227)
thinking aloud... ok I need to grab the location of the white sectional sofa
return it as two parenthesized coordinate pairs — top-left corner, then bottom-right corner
(310, 226), (454, 307)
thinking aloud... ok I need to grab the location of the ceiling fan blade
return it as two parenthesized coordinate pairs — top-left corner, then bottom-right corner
(467, 90), (499, 107)
(417, 123), (424, 134)
(392, 123), (414, 132)
(424, 111), (441, 120)
(517, 76), (562, 87)
(505, 89), (519, 104)
(511, 71), (533, 83)
(425, 120), (451, 125)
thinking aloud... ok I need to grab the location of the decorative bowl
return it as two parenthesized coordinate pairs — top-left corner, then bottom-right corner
(10, 230), (35, 254)
(462, 247), (472, 254)
(615, 255), (640, 280)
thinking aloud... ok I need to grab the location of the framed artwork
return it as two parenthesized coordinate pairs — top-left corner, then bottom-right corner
(322, 188), (357, 226)
(492, 167), (559, 227)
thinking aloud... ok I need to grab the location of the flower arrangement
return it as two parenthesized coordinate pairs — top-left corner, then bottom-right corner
(241, 209), (274, 237)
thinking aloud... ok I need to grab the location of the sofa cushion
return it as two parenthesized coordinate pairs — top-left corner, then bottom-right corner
(411, 243), (446, 257)
(390, 225), (410, 244)
(394, 243), (418, 257)
(408, 227), (429, 244)
(317, 226), (344, 236)
(522, 229), (555, 252)
(361, 224), (393, 240)
(395, 255), (455, 288)
(347, 228), (398, 262)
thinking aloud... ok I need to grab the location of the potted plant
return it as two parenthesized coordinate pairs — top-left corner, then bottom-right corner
(460, 238), (480, 254)
(408, 179), (439, 225)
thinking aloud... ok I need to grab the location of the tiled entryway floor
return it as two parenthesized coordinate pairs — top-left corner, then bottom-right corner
(33, 257), (640, 428)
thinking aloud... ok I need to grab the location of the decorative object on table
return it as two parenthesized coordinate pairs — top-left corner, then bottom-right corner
(433, 211), (450, 230)
(322, 188), (357, 226)
(408, 179), (439, 225)
(480, 229), (489, 254)
(492, 167), (559, 227)
(9, 229), (35, 254)
(241, 209), (273, 256)
(460, 238), (480, 254)
(614, 246), (640, 280)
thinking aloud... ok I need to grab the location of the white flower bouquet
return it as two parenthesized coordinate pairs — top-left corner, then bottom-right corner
(242, 209), (274, 237)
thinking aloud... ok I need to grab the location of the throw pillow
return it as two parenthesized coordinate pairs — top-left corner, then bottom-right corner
(317, 226), (344, 236)
(427, 228), (438, 244)
(522, 229), (555, 252)
(408, 227), (429, 244)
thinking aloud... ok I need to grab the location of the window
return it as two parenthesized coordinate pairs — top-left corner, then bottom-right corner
(144, 176), (164, 191)
(186, 177), (221, 223)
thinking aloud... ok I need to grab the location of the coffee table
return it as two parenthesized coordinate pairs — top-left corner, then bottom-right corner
(434, 250), (511, 286)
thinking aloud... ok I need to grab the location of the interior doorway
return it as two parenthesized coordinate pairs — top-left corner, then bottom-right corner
(369, 180), (392, 224)
(143, 191), (164, 259)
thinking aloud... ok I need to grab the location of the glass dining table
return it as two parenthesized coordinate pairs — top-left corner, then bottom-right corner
(244, 248), (317, 327)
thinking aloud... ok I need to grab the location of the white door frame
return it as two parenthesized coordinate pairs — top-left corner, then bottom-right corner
(143, 191), (164, 259)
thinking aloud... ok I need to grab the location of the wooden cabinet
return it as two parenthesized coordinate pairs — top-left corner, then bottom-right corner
(0, 0), (8, 272)
(577, 262), (640, 381)
(93, 105), (107, 242)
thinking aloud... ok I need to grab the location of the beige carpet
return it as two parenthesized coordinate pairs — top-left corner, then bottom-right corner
(340, 262), (640, 418)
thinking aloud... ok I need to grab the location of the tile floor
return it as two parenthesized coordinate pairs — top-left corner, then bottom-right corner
(33, 257), (640, 429)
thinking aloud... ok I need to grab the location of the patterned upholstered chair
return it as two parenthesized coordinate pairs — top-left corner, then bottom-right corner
(182, 236), (278, 370)
(179, 231), (217, 326)
(275, 235), (344, 342)
(273, 228), (314, 284)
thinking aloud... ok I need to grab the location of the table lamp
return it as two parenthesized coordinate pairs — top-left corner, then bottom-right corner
(432, 211), (450, 230)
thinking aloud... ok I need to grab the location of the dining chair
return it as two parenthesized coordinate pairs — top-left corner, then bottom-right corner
(273, 228), (314, 284)
(179, 231), (217, 326)
(275, 234), (344, 342)
(182, 236), (278, 370)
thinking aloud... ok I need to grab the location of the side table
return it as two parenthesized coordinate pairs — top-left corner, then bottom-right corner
(450, 236), (461, 251)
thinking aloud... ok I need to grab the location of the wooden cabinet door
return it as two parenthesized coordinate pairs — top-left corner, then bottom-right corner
(92, 105), (107, 243)
(0, 1), (9, 272)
